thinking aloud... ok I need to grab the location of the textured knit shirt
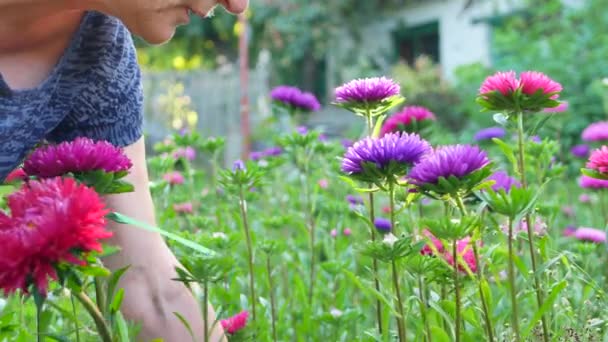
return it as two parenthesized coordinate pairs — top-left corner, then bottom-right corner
(0, 11), (143, 180)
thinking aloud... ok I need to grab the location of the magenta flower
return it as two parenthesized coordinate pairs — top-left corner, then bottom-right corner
(334, 77), (401, 104)
(341, 132), (431, 181)
(23, 137), (132, 178)
(479, 71), (520, 96)
(571, 144), (590, 158)
(270, 86), (321, 112)
(474, 127), (506, 141)
(519, 71), (562, 98)
(380, 106), (436, 136)
(343, 228), (352, 236)
(586, 146), (608, 174)
(563, 225), (577, 237)
(582, 122), (608, 142)
(409, 145), (490, 186)
(221, 310), (249, 334)
(163, 171), (185, 185)
(574, 227), (606, 243)
(579, 175), (608, 189)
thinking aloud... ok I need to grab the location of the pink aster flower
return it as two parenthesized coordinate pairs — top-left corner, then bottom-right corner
(579, 175), (608, 189)
(479, 71), (520, 96)
(519, 71), (562, 98)
(574, 227), (606, 243)
(330, 229), (338, 238)
(586, 146), (608, 174)
(221, 310), (249, 335)
(173, 147), (196, 161)
(582, 122), (608, 142)
(380, 106), (436, 136)
(317, 179), (329, 189)
(23, 137), (132, 178)
(420, 230), (477, 273)
(501, 217), (547, 237)
(163, 171), (185, 185)
(343, 228), (352, 236)
(579, 194), (592, 203)
(4, 168), (27, 183)
(173, 202), (193, 214)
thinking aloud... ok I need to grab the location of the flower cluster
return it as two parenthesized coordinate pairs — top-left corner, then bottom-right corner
(420, 230), (477, 273)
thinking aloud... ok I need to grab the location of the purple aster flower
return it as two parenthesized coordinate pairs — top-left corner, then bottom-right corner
(232, 160), (246, 172)
(582, 121), (608, 142)
(570, 144), (590, 158)
(263, 147), (283, 157)
(530, 135), (541, 143)
(318, 134), (328, 142)
(409, 145), (490, 186)
(374, 218), (392, 233)
(334, 77), (400, 104)
(346, 195), (364, 205)
(574, 227), (606, 243)
(579, 175), (608, 189)
(563, 225), (577, 237)
(270, 85), (321, 112)
(486, 170), (520, 192)
(24, 137), (132, 178)
(250, 151), (264, 161)
(296, 126), (309, 135)
(474, 127), (506, 141)
(341, 132), (431, 178)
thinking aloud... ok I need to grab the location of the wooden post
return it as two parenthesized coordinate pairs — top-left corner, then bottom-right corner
(238, 13), (251, 160)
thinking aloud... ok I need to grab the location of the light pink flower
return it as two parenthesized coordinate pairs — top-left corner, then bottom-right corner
(221, 311), (249, 334)
(163, 171), (185, 185)
(543, 101), (569, 113)
(501, 217), (547, 237)
(343, 228), (352, 236)
(479, 71), (520, 96)
(574, 227), (606, 243)
(330, 229), (338, 238)
(579, 194), (592, 203)
(318, 179), (329, 189)
(519, 71), (562, 98)
(173, 146), (196, 161)
(173, 202), (193, 214)
(586, 146), (608, 173)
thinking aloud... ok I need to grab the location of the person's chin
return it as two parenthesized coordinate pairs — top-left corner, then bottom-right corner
(138, 27), (177, 45)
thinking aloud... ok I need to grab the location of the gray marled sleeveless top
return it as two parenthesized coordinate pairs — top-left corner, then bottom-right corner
(0, 11), (143, 180)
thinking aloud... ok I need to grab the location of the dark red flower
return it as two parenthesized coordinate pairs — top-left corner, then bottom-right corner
(23, 137), (132, 178)
(0, 177), (111, 295)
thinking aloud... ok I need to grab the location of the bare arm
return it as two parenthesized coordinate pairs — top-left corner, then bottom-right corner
(102, 137), (225, 342)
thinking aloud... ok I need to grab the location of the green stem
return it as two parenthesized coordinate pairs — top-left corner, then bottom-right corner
(36, 302), (42, 342)
(453, 241), (461, 342)
(266, 257), (278, 342)
(238, 185), (257, 321)
(302, 169), (317, 307)
(418, 276), (432, 342)
(95, 277), (105, 316)
(366, 110), (384, 336)
(389, 183), (407, 341)
(74, 291), (112, 342)
(203, 281), (209, 342)
(507, 218), (521, 341)
(71, 294), (81, 342)
(454, 197), (494, 341)
(516, 111), (549, 342)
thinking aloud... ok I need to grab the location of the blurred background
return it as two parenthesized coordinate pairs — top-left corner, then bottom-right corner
(137, 0), (608, 164)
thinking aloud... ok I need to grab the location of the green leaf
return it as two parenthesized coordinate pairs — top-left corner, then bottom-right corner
(372, 114), (386, 138)
(79, 265), (111, 278)
(342, 269), (399, 316)
(492, 138), (518, 172)
(110, 288), (125, 314)
(114, 311), (131, 342)
(430, 325), (451, 342)
(107, 212), (216, 256)
(522, 280), (567, 338)
(106, 266), (130, 314)
(104, 181), (135, 194)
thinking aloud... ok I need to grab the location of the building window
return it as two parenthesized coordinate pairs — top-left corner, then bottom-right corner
(392, 21), (440, 65)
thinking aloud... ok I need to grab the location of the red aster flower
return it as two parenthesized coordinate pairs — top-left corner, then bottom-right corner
(0, 177), (111, 295)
